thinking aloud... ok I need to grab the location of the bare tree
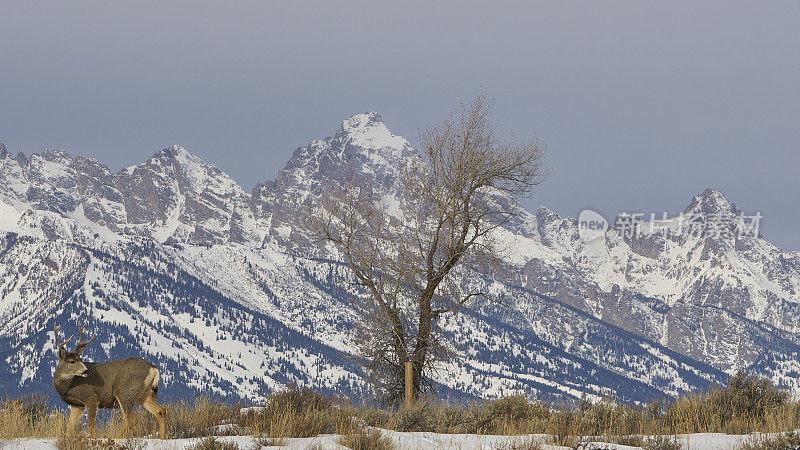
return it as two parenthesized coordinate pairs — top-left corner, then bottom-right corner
(312, 93), (546, 403)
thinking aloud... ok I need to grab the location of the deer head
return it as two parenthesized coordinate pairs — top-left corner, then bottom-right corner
(53, 323), (95, 379)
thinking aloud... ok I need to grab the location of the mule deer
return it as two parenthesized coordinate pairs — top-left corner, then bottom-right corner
(52, 323), (166, 439)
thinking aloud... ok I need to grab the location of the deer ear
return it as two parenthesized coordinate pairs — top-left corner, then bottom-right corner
(73, 343), (88, 356)
(58, 346), (68, 360)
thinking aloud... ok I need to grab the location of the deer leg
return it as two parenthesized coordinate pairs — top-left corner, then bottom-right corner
(115, 395), (138, 436)
(127, 406), (139, 434)
(86, 403), (98, 438)
(66, 405), (84, 437)
(141, 394), (166, 440)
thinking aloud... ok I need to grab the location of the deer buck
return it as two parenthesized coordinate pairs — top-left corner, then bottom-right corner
(52, 323), (166, 439)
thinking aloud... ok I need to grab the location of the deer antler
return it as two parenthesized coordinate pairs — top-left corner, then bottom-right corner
(53, 324), (73, 348)
(76, 323), (95, 347)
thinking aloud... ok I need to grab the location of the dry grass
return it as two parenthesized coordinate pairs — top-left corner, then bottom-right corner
(167, 396), (242, 438)
(2, 372), (798, 446)
(338, 427), (394, 450)
(352, 372), (800, 444)
(185, 436), (243, 450)
(56, 436), (148, 450)
(740, 431), (800, 450)
(239, 386), (347, 440)
(255, 435), (287, 446)
(491, 436), (544, 449)
(0, 395), (68, 439)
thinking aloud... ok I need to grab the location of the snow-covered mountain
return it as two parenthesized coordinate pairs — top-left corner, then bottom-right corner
(1, 115), (797, 404)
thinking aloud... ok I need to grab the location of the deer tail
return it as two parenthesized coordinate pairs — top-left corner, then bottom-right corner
(145, 367), (160, 396)
(152, 368), (159, 395)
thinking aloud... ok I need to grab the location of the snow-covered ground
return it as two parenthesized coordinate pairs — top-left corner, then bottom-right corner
(0, 430), (780, 449)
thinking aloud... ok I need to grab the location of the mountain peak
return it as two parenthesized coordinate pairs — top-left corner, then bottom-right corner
(40, 148), (72, 163)
(146, 145), (210, 170)
(683, 188), (739, 216)
(337, 112), (408, 150)
(0, 142), (7, 158)
(156, 144), (191, 159)
(536, 205), (560, 220)
(341, 111), (383, 130)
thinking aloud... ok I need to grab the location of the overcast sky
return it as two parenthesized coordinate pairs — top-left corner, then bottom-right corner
(1, 2), (798, 250)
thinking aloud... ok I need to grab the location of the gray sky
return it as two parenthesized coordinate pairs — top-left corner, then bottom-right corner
(1, 1), (798, 250)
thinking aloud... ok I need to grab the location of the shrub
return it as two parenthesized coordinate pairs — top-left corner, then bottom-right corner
(186, 436), (242, 450)
(740, 431), (800, 450)
(486, 395), (548, 435)
(545, 407), (578, 446)
(392, 402), (434, 432)
(0, 397), (67, 439)
(20, 393), (49, 426)
(56, 436), (92, 450)
(238, 385), (336, 438)
(661, 372), (794, 434)
(643, 435), (682, 450)
(339, 427), (394, 450)
(256, 436), (286, 446)
(493, 437), (544, 449)
(168, 396), (241, 438)
(722, 372), (788, 421)
(56, 437), (146, 450)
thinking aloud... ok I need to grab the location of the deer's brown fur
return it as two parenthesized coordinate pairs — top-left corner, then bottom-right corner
(52, 324), (166, 439)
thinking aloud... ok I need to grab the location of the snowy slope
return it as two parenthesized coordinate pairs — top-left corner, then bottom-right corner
(0, 113), (796, 403)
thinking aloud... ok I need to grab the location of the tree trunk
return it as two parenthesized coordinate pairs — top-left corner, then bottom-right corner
(409, 289), (435, 398)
